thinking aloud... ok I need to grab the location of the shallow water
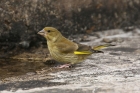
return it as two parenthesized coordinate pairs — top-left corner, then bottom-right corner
(0, 58), (49, 79)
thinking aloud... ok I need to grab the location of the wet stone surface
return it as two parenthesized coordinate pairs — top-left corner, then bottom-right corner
(0, 29), (140, 93)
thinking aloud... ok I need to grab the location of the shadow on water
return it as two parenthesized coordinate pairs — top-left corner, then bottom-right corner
(0, 58), (52, 79)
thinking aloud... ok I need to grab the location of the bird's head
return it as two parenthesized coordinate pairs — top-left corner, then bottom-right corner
(38, 27), (62, 42)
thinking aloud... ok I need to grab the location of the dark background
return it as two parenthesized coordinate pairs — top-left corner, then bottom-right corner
(0, 0), (140, 54)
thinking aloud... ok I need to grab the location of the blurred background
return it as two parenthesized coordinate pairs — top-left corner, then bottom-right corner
(0, 0), (140, 54)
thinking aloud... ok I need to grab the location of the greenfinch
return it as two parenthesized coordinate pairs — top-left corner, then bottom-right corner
(38, 27), (113, 68)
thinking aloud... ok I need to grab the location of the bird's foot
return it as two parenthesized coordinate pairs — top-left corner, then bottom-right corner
(56, 64), (72, 68)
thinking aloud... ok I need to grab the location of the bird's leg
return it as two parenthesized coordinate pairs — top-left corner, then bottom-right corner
(57, 64), (72, 68)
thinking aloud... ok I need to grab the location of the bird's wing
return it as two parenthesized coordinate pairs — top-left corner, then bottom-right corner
(55, 38), (78, 53)
(74, 44), (93, 54)
(55, 37), (106, 54)
(76, 44), (91, 51)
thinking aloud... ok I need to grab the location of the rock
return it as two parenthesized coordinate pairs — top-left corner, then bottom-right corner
(102, 38), (114, 43)
(0, 0), (140, 55)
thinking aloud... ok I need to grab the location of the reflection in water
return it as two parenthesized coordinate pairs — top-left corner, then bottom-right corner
(0, 58), (49, 79)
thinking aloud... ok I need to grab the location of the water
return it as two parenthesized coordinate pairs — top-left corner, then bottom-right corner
(0, 58), (50, 79)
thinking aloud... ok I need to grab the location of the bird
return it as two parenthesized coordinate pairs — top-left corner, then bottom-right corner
(38, 27), (114, 68)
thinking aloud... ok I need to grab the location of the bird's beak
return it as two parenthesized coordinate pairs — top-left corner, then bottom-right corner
(38, 29), (45, 36)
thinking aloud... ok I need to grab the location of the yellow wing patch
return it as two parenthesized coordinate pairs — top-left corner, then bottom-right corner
(74, 51), (92, 55)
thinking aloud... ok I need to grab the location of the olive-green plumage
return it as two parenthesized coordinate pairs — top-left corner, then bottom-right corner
(38, 27), (113, 64)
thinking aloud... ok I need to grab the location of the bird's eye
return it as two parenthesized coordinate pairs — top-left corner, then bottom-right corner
(47, 30), (51, 33)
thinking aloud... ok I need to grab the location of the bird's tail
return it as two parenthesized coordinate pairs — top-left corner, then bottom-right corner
(92, 44), (115, 53)
(74, 44), (115, 54)
(92, 44), (115, 50)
